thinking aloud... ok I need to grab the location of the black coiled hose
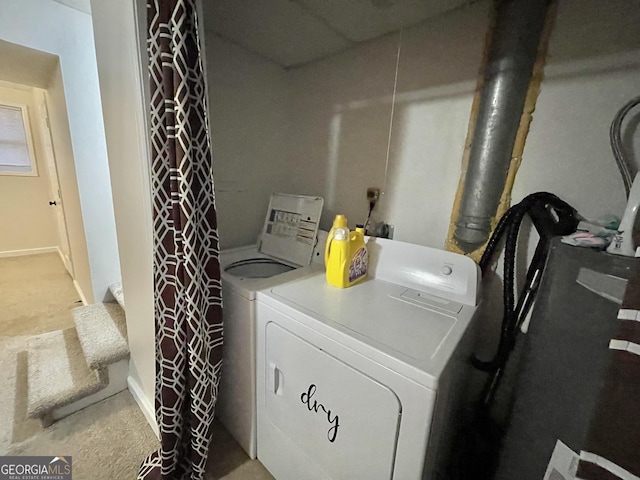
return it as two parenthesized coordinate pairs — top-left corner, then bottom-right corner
(472, 192), (578, 374)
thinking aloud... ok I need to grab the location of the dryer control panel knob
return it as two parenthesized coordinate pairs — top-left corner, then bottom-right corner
(440, 265), (453, 276)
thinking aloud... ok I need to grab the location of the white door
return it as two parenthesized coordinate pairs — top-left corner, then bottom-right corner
(263, 322), (401, 480)
(37, 92), (74, 277)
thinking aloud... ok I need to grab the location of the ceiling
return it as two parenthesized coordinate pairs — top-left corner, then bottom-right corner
(43, 0), (476, 69)
(203, 0), (476, 69)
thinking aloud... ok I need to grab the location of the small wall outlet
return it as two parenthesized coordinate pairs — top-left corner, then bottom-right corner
(367, 188), (380, 203)
(369, 222), (394, 239)
(387, 225), (394, 239)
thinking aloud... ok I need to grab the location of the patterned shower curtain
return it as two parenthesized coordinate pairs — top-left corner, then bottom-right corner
(139, 0), (223, 479)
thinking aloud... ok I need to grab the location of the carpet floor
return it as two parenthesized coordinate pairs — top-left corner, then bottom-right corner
(7, 391), (158, 479)
(1, 333), (271, 479)
(0, 253), (80, 337)
(0, 335), (41, 453)
(0, 253), (273, 479)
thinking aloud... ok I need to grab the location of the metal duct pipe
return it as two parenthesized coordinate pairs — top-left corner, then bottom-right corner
(454, 0), (551, 253)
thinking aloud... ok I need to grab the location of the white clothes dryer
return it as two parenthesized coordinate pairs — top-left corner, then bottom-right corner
(217, 193), (324, 459)
(255, 238), (481, 480)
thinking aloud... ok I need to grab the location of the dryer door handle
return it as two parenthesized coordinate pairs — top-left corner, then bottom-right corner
(269, 362), (284, 396)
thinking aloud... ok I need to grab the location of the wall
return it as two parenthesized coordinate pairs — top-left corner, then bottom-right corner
(286, 2), (488, 244)
(206, 0), (640, 251)
(204, 34), (291, 249)
(513, 0), (640, 218)
(0, 82), (58, 253)
(286, 0), (640, 248)
(89, 0), (157, 432)
(0, 0), (121, 303)
(202, 4), (487, 248)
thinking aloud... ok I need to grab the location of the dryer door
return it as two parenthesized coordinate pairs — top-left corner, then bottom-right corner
(264, 322), (401, 480)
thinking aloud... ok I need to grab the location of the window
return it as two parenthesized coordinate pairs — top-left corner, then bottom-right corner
(0, 103), (38, 176)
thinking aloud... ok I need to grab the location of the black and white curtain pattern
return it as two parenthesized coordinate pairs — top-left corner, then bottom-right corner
(139, 0), (223, 479)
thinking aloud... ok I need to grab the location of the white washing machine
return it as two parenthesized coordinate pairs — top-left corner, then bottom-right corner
(217, 193), (324, 459)
(256, 238), (481, 480)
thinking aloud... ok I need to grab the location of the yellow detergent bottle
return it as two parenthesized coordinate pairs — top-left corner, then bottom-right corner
(325, 215), (368, 288)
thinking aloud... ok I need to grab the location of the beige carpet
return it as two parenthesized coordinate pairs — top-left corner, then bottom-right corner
(6, 387), (271, 480)
(0, 335), (41, 453)
(0, 254), (80, 453)
(27, 328), (107, 419)
(72, 302), (129, 369)
(8, 390), (159, 480)
(0, 253), (272, 479)
(1, 332), (270, 479)
(0, 253), (80, 337)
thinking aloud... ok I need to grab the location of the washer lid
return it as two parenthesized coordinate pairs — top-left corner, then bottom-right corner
(259, 194), (324, 267)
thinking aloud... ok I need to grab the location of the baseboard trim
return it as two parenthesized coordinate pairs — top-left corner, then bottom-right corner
(73, 280), (89, 306)
(128, 375), (159, 439)
(55, 246), (75, 277)
(0, 247), (57, 258)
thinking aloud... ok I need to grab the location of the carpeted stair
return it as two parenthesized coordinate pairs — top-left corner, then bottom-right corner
(27, 283), (130, 426)
(109, 282), (125, 310)
(73, 302), (129, 370)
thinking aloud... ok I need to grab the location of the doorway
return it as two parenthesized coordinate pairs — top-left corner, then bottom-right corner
(0, 47), (91, 452)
